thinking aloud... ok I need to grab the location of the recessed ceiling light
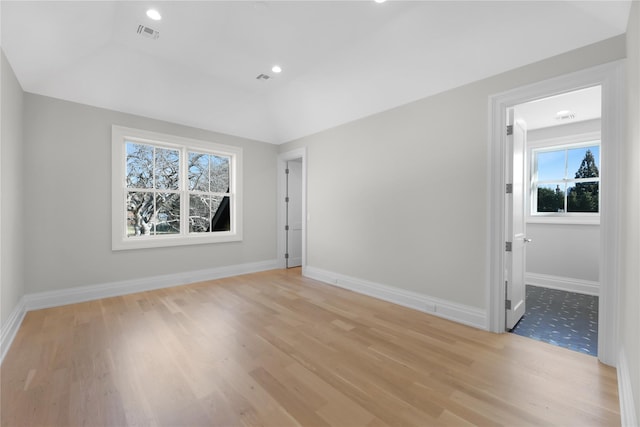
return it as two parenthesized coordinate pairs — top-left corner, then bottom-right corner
(374, 0), (387, 3)
(146, 9), (162, 21)
(272, 65), (282, 74)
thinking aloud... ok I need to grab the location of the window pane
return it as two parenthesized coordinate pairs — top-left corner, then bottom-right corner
(188, 152), (209, 191)
(189, 194), (231, 232)
(210, 155), (230, 193)
(210, 195), (231, 231)
(155, 193), (180, 234)
(536, 183), (565, 213)
(127, 192), (180, 236)
(127, 191), (154, 236)
(567, 181), (599, 212)
(155, 148), (180, 190)
(126, 143), (153, 189)
(568, 146), (599, 180)
(189, 194), (210, 233)
(536, 150), (566, 181)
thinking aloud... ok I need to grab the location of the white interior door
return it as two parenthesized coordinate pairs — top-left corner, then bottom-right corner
(505, 110), (528, 330)
(286, 159), (303, 268)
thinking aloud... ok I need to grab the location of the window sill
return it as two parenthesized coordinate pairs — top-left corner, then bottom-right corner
(526, 216), (600, 225)
(112, 232), (242, 251)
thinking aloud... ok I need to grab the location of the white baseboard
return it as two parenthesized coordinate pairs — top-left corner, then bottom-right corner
(1, 297), (26, 364)
(2, 259), (277, 365)
(23, 259), (279, 311)
(525, 272), (599, 296)
(303, 266), (486, 330)
(618, 349), (639, 427)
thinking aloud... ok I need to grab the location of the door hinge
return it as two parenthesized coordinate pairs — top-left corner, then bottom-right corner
(285, 197), (290, 203)
(505, 241), (512, 252)
(505, 299), (512, 310)
(285, 253), (289, 259)
(506, 183), (513, 194)
(285, 225), (289, 231)
(285, 168), (290, 174)
(506, 125), (513, 136)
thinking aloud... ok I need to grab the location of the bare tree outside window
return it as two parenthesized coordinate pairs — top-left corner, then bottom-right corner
(188, 152), (230, 233)
(113, 126), (242, 250)
(125, 142), (231, 237)
(126, 143), (180, 236)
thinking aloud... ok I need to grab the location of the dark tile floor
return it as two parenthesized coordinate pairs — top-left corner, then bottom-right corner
(510, 285), (598, 356)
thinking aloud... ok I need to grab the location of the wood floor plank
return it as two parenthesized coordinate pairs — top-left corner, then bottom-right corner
(1, 268), (620, 426)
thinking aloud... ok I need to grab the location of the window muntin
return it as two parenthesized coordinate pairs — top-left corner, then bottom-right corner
(531, 141), (600, 216)
(187, 152), (231, 233)
(112, 126), (242, 250)
(126, 143), (182, 236)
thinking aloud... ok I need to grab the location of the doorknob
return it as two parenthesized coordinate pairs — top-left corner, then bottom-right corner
(524, 238), (532, 243)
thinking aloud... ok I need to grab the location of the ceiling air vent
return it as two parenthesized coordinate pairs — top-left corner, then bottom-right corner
(555, 110), (575, 121)
(137, 25), (159, 40)
(256, 74), (271, 80)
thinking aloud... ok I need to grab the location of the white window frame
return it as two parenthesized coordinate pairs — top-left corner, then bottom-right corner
(112, 125), (242, 250)
(527, 131), (600, 225)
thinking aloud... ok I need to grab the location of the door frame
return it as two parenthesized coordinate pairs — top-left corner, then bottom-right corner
(277, 148), (307, 270)
(486, 60), (625, 366)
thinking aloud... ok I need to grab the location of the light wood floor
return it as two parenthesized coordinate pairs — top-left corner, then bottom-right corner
(1, 268), (620, 426)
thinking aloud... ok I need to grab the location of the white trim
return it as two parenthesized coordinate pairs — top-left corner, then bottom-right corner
(526, 217), (600, 225)
(487, 60), (624, 367)
(525, 272), (599, 296)
(277, 148), (307, 270)
(617, 349), (639, 427)
(304, 266), (486, 329)
(0, 297), (26, 365)
(0, 53), (2, 366)
(23, 260), (278, 311)
(111, 125), (243, 251)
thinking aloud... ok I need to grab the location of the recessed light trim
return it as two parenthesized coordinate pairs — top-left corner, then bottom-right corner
(271, 65), (282, 74)
(146, 9), (162, 21)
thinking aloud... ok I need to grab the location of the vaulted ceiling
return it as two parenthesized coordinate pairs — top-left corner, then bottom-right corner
(1, 1), (632, 144)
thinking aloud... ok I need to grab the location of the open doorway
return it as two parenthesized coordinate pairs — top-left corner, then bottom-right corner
(487, 60), (624, 367)
(277, 148), (307, 271)
(507, 86), (602, 356)
(285, 158), (303, 268)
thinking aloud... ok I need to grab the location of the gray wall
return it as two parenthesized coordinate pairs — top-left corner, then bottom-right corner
(0, 16), (637, 420)
(621, 0), (640, 421)
(1, 50), (25, 327)
(22, 94), (278, 294)
(525, 224), (599, 282)
(280, 35), (625, 310)
(525, 120), (600, 283)
(526, 118), (600, 142)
